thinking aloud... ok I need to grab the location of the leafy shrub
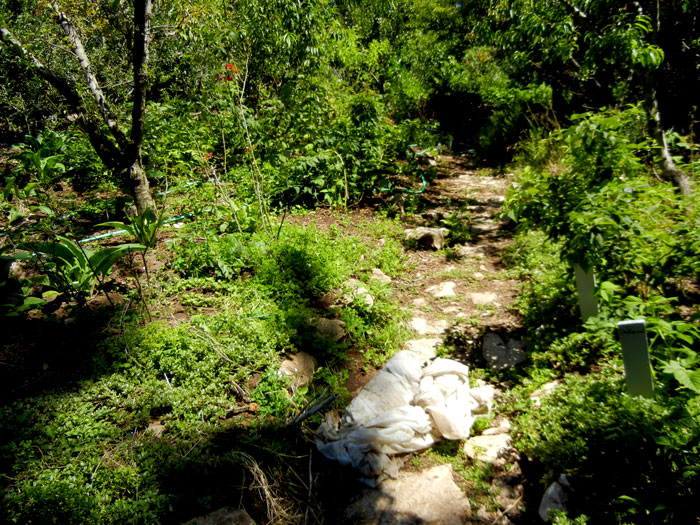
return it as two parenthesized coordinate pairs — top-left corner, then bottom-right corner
(514, 370), (700, 524)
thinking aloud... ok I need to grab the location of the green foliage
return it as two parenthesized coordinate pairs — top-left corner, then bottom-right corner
(18, 236), (145, 304)
(10, 130), (68, 186)
(99, 208), (165, 249)
(440, 210), (472, 245)
(514, 370), (700, 524)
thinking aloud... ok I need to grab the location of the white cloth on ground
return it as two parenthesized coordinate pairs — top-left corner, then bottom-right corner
(316, 350), (494, 485)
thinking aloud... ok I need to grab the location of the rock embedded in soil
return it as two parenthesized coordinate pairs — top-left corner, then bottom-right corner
(442, 305), (465, 318)
(279, 352), (317, 388)
(529, 380), (561, 407)
(311, 318), (346, 342)
(343, 464), (471, 525)
(482, 333), (526, 370)
(539, 477), (571, 522)
(426, 281), (457, 298)
(370, 268), (392, 283)
(341, 278), (375, 307)
(464, 432), (516, 467)
(404, 226), (449, 250)
(421, 210), (444, 222)
(458, 244), (487, 258)
(186, 507), (256, 525)
(403, 338), (442, 361)
(409, 316), (449, 335)
(471, 219), (500, 235)
(469, 291), (498, 305)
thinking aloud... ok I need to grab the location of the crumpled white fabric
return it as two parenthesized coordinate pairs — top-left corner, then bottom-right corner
(316, 350), (493, 485)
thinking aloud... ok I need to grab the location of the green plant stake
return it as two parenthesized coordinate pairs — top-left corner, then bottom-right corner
(618, 319), (654, 398)
(574, 264), (599, 321)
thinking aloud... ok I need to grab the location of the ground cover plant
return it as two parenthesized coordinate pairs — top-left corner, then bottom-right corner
(1, 0), (699, 523)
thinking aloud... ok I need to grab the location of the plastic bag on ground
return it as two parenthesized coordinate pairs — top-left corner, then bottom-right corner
(316, 350), (494, 485)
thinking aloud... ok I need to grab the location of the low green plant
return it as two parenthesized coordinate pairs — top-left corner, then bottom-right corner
(10, 129), (68, 187)
(18, 235), (145, 305)
(441, 210), (472, 245)
(99, 207), (165, 249)
(513, 370), (700, 524)
(0, 253), (46, 315)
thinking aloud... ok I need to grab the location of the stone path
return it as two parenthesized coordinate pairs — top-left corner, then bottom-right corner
(340, 156), (528, 524)
(278, 156), (535, 524)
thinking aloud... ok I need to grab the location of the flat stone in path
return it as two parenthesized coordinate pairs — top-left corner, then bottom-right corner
(409, 316), (449, 335)
(464, 432), (516, 467)
(426, 281), (457, 298)
(469, 291), (498, 305)
(482, 333), (526, 370)
(403, 338), (442, 360)
(343, 464), (471, 525)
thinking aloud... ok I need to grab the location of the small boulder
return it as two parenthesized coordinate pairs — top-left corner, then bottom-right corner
(405, 226), (449, 250)
(538, 476), (571, 522)
(279, 352), (317, 388)
(464, 433), (516, 467)
(311, 318), (346, 342)
(427, 281), (457, 298)
(344, 464), (471, 525)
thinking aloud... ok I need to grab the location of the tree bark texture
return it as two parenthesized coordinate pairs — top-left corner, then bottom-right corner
(127, 0), (155, 214)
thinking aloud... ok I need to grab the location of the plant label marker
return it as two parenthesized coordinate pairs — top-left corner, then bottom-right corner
(574, 264), (599, 321)
(618, 319), (654, 398)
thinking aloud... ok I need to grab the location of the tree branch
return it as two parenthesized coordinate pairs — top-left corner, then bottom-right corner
(0, 26), (125, 168)
(51, 2), (129, 151)
(130, 0), (152, 157)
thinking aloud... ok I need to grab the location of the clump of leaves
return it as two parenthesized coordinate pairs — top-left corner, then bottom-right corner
(513, 370), (700, 524)
(18, 235), (145, 305)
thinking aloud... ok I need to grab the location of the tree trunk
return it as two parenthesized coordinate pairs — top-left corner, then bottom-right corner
(127, 0), (155, 214)
(646, 0), (692, 196)
(647, 90), (692, 196)
(128, 160), (154, 214)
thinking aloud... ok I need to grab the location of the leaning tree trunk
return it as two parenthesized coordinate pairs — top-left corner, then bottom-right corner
(646, 89), (692, 196)
(645, 0), (692, 196)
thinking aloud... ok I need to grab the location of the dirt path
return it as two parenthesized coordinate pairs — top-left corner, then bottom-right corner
(327, 155), (528, 524)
